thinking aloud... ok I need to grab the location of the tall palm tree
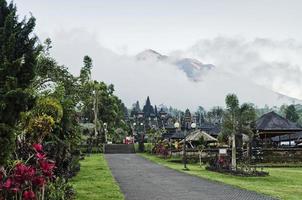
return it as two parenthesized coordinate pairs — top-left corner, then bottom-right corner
(222, 94), (256, 170)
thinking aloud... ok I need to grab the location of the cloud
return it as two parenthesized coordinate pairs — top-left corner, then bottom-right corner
(182, 37), (302, 100)
(48, 31), (300, 110)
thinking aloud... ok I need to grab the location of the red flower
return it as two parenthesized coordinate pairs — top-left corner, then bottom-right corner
(39, 160), (55, 177)
(14, 163), (36, 183)
(26, 167), (36, 179)
(23, 190), (35, 200)
(15, 163), (27, 175)
(3, 178), (12, 189)
(33, 144), (43, 152)
(11, 187), (20, 193)
(32, 176), (46, 187)
(36, 153), (46, 159)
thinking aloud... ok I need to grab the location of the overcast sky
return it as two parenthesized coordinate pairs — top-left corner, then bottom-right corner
(15, 0), (302, 54)
(13, 0), (302, 109)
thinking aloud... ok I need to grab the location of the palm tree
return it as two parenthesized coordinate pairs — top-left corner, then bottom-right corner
(222, 94), (256, 170)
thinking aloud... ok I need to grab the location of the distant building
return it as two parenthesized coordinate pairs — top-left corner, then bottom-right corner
(255, 111), (302, 146)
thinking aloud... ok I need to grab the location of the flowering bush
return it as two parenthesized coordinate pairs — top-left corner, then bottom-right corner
(154, 143), (169, 158)
(0, 144), (55, 200)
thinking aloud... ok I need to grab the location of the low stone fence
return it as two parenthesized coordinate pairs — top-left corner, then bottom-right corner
(171, 149), (222, 163)
(261, 148), (302, 163)
(171, 148), (302, 164)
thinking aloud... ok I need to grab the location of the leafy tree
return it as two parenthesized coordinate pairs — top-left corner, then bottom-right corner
(222, 94), (256, 170)
(196, 106), (206, 124)
(0, 0), (40, 165)
(26, 39), (82, 178)
(77, 56), (128, 144)
(285, 105), (299, 122)
(79, 55), (92, 84)
(206, 106), (224, 124)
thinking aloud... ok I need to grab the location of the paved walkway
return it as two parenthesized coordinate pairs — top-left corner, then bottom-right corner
(105, 154), (276, 200)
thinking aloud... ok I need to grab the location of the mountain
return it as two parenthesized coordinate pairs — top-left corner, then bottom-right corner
(136, 49), (168, 61)
(136, 49), (214, 81)
(174, 58), (214, 81)
(135, 49), (302, 106)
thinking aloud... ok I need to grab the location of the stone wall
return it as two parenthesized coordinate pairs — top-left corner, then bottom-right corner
(261, 148), (302, 163)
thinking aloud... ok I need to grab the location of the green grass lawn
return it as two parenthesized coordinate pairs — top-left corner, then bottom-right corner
(140, 153), (302, 200)
(71, 154), (124, 200)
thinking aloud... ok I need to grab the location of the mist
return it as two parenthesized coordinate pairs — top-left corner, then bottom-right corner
(49, 31), (301, 110)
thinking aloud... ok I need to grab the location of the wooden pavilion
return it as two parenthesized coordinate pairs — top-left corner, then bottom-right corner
(255, 111), (302, 146)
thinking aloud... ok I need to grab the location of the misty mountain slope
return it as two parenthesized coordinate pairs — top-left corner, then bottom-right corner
(133, 49), (302, 107)
(184, 37), (302, 102)
(136, 49), (214, 81)
(136, 49), (168, 61)
(49, 31), (302, 109)
(175, 58), (214, 81)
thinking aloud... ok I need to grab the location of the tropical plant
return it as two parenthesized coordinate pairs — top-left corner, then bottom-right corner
(0, 144), (56, 200)
(0, 0), (41, 165)
(222, 94), (256, 170)
(285, 104), (299, 122)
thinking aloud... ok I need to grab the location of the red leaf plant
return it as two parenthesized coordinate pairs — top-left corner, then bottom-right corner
(0, 144), (55, 200)
(32, 144), (43, 152)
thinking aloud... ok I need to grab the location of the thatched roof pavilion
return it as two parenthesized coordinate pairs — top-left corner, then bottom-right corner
(255, 111), (302, 140)
(185, 130), (218, 143)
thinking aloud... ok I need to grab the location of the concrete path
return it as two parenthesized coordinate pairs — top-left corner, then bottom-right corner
(105, 154), (276, 200)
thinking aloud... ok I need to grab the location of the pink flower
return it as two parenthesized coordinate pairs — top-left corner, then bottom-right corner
(36, 153), (46, 159)
(33, 144), (43, 152)
(26, 167), (36, 179)
(39, 160), (55, 177)
(11, 187), (20, 193)
(3, 178), (12, 189)
(14, 163), (36, 183)
(23, 190), (36, 200)
(32, 176), (46, 187)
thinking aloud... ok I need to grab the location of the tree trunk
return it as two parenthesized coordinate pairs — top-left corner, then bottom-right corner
(231, 133), (237, 170)
(199, 150), (202, 167)
(247, 139), (251, 165)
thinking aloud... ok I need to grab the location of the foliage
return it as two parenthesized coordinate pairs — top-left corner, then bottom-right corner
(34, 98), (63, 123)
(79, 62), (129, 143)
(0, 144), (55, 200)
(154, 142), (169, 158)
(146, 128), (162, 145)
(111, 128), (127, 143)
(222, 94), (256, 169)
(285, 104), (299, 122)
(45, 178), (75, 200)
(205, 107), (224, 124)
(79, 56), (92, 84)
(26, 114), (55, 143)
(0, 0), (40, 165)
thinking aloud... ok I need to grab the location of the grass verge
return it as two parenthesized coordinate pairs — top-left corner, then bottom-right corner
(139, 153), (302, 200)
(71, 154), (124, 200)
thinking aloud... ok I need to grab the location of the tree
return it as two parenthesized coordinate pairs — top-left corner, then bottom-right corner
(222, 94), (256, 170)
(285, 105), (299, 122)
(80, 55), (92, 84)
(206, 107), (224, 124)
(196, 106), (206, 125)
(0, 1), (40, 165)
